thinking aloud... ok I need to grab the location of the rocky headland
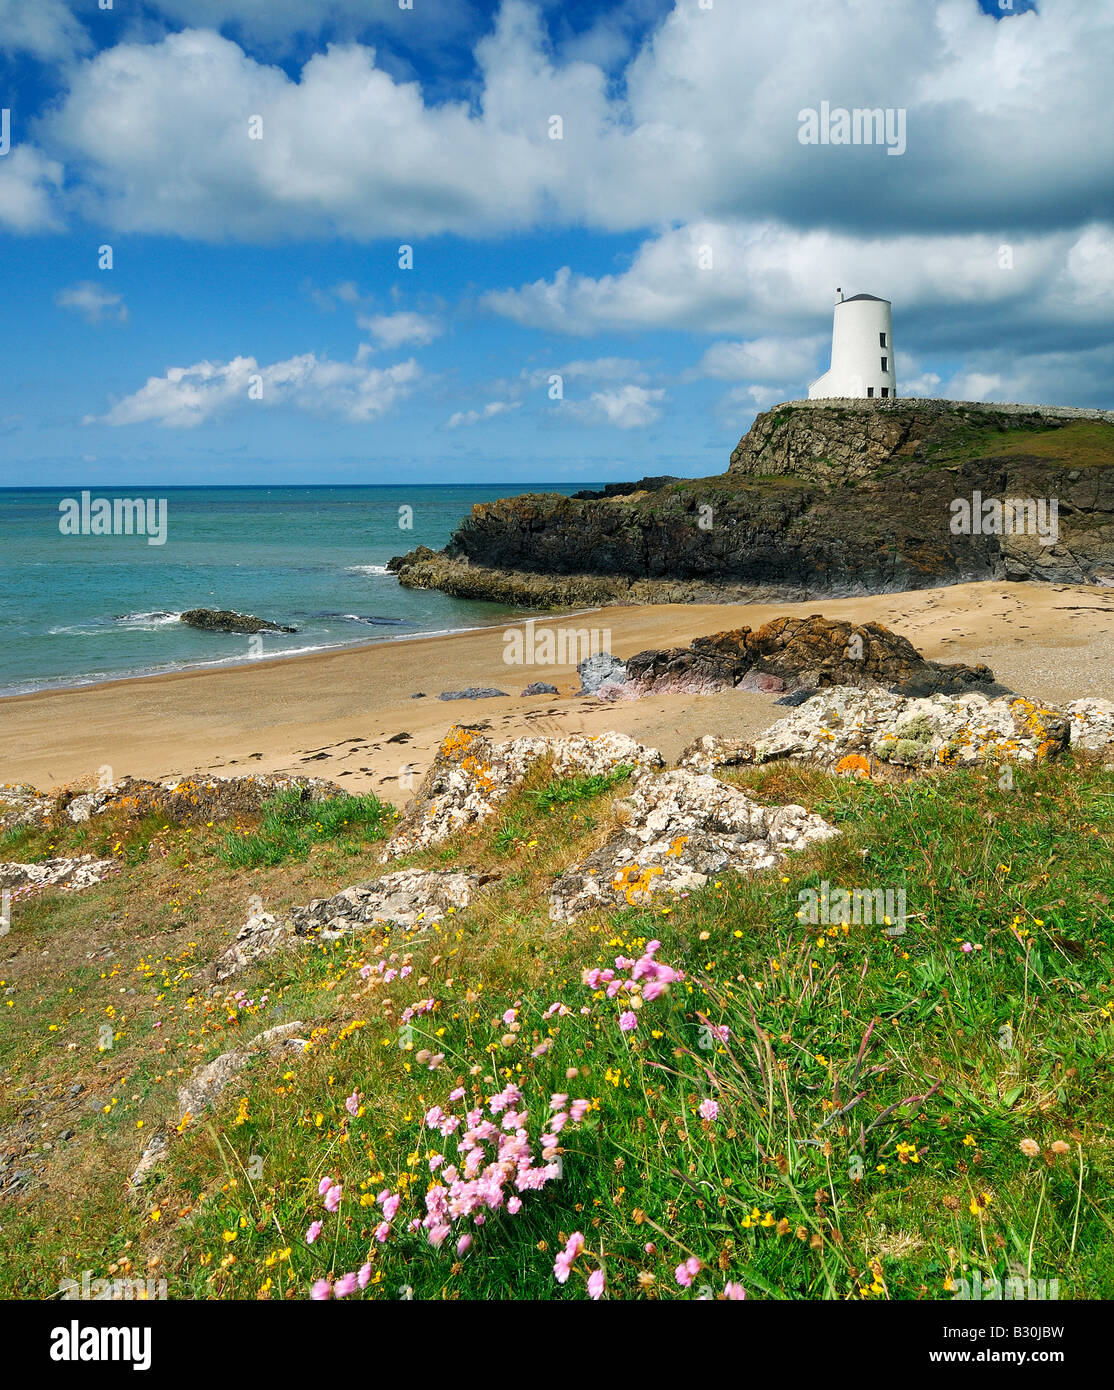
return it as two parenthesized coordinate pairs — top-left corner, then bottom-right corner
(388, 399), (1114, 607)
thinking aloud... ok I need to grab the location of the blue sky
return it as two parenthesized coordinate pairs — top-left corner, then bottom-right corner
(0, 0), (1108, 486)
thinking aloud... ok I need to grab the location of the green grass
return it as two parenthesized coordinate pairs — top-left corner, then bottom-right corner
(2, 757), (1112, 1300)
(216, 789), (391, 868)
(923, 420), (1114, 468)
(527, 764), (633, 812)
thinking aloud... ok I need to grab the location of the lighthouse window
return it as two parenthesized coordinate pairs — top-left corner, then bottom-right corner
(881, 387), (889, 398)
(881, 356), (888, 371)
(867, 387), (874, 397)
(879, 332), (887, 347)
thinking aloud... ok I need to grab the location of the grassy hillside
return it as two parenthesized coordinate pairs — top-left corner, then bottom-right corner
(1, 756), (1112, 1300)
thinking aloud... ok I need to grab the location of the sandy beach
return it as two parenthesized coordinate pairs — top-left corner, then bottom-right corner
(3, 580), (1114, 800)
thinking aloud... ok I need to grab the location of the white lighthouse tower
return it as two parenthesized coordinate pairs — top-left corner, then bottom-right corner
(808, 289), (896, 400)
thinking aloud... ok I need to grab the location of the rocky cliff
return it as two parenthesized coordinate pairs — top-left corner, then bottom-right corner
(390, 399), (1114, 606)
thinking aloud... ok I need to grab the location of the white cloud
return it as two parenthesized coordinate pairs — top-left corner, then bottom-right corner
(446, 400), (520, 429)
(55, 281), (128, 325)
(563, 385), (665, 429)
(31, 0), (1114, 241)
(0, 145), (64, 233)
(357, 311), (442, 350)
(484, 218), (1114, 343)
(87, 352), (420, 428)
(693, 336), (825, 383)
(0, 0), (90, 62)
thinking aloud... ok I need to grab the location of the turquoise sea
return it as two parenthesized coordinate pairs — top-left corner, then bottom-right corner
(0, 485), (589, 697)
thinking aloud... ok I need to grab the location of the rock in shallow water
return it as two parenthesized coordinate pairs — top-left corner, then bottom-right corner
(180, 607), (297, 634)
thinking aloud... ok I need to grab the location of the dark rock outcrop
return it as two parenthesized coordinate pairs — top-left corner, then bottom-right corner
(622, 616), (1008, 698)
(388, 400), (1114, 606)
(181, 608), (297, 634)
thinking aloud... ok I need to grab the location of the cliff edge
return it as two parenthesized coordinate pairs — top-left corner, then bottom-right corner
(390, 399), (1114, 607)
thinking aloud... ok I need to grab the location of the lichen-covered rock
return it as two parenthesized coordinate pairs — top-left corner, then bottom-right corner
(289, 869), (481, 940)
(0, 783), (53, 833)
(213, 909), (297, 982)
(130, 1020), (307, 1191)
(384, 727), (662, 857)
(1065, 698), (1114, 753)
(213, 869), (483, 980)
(175, 1021), (307, 1125)
(748, 688), (1068, 770)
(677, 735), (755, 774)
(549, 769), (837, 920)
(61, 773), (344, 825)
(0, 856), (117, 892)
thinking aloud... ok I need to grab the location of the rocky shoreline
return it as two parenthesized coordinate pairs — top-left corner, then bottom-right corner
(389, 399), (1114, 607)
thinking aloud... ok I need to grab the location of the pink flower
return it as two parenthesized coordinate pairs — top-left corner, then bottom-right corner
(449, 1087), (466, 1102)
(569, 1099), (590, 1122)
(724, 1282), (747, 1300)
(457, 1234), (472, 1257)
(619, 1011), (638, 1033)
(305, 1220), (323, 1244)
(374, 1221), (391, 1243)
(565, 1231), (585, 1258)
(961, 941), (974, 953)
(324, 1183), (343, 1212)
(357, 1263), (372, 1290)
(317, 1176), (332, 1196)
(502, 1008), (518, 1026)
(675, 1256), (702, 1288)
(334, 1271), (358, 1298)
(309, 1278), (332, 1300)
(380, 1192), (401, 1221)
(345, 1089), (360, 1116)
(587, 1268), (606, 1300)
(554, 1251), (574, 1284)
(507, 1196), (522, 1214)
(699, 1099), (719, 1122)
